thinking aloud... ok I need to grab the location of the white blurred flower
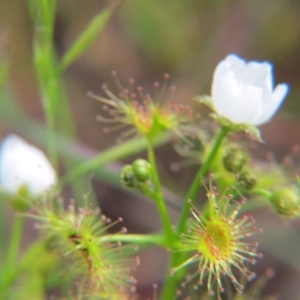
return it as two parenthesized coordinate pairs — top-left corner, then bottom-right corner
(0, 134), (56, 196)
(212, 54), (289, 125)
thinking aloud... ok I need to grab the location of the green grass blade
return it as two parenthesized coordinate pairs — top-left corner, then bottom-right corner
(60, 1), (123, 71)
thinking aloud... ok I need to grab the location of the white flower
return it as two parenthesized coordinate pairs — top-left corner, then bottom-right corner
(211, 54), (289, 125)
(0, 134), (56, 196)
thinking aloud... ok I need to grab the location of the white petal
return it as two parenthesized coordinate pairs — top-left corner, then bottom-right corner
(252, 84), (289, 126)
(211, 54), (288, 126)
(242, 62), (273, 90)
(212, 61), (263, 124)
(225, 54), (246, 77)
(212, 59), (235, 115)
(224, 84), (263, 124)
(0, 135), (56, 196)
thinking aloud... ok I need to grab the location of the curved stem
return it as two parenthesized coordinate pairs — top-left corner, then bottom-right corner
(252, 188), (272, 199)
(240, 188), (272, 212)
(147, 140), (175, 246)
(160, 126), (228, 299)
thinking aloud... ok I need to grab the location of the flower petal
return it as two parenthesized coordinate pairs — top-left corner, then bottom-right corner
(225, 84), (263, 124)
(212, 61), (263, 124)
(251, 84), (289, 126)
(242, 62), (273, 91)
(211, 54), (288, 126)
(212, 58), (236, 116)
(225, 54), (246, 77)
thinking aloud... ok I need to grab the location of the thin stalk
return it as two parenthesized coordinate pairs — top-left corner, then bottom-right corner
(29, 0), (59, 167)
(160, 126), (228, 299)
(29, 0), (95, 201)
(240, 189), (272, 212)
(0, 214), (23, 288)
(252, 188), (272, 199)
(100, 234), (167, 247)
(178, 126), (228, 233)
(147, 140), (175, 246)
(4, 214), (23, 270)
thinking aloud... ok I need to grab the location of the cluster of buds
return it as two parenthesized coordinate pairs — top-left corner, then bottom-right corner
(222, 145), (248, 174)
(120, 159), (152, 190)
(222, 144), (256, 192)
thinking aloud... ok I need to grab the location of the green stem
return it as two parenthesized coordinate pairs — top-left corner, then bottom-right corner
(252, 188), (272, 199)
(177, 126), (228, 233)
(29, 0), (101, 202)
(100, 234), (167, 247)
(4, 214), (23, 271)
(160, 126), (228, 299)
(0, 241), (45, 298)
(240, 189), (272, 212)
(147, 140), (175, 246)
(0, 214), (24, 291)
(29, 0), (59, 167)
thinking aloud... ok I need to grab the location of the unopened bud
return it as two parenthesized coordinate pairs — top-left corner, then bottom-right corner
(223, 145), (248, 173)
(237, 170), (256, 191)
(120, 165), (135, 188)
(132, 159), (151, 182)
(270, 187), (300, 219)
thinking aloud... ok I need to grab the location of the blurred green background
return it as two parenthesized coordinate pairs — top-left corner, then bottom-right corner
(1, 0), (300, 299)
(1, 0), (300, 151)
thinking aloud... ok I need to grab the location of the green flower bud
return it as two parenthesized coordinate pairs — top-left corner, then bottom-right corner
(270, 188), (300, 219)
(237, 170), (256, 191)
(222, 145), (248, 173)
(120, 165), (135, 188)
(4, 185), (31, 212)
(132, 159), (151, 182)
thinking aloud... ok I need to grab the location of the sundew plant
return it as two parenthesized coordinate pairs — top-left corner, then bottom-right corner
(0, 1), (300, 299)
